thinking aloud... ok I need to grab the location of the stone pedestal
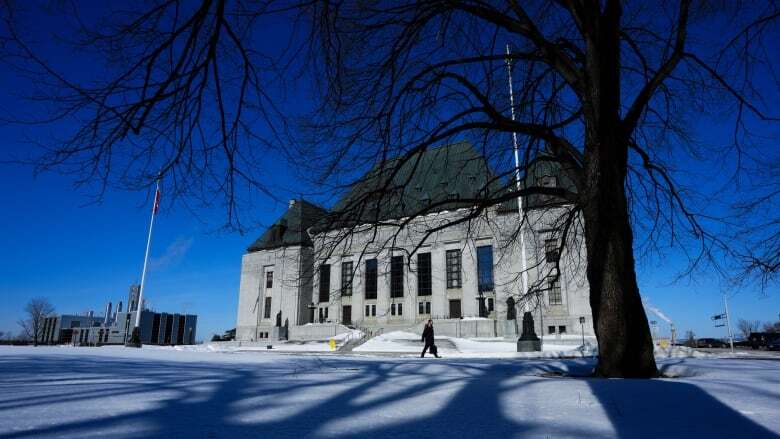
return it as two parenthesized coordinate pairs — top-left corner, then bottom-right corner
(517, 312), (541, 352)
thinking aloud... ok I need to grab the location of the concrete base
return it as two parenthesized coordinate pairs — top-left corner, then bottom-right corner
(517, 338), (541, 352)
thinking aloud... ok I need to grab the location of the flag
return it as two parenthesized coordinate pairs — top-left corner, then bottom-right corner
(152, 187), (161, 214)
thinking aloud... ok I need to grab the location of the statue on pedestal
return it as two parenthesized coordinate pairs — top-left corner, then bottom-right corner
(517, 311), (541, 352)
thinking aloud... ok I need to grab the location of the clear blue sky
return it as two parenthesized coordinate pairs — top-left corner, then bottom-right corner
(1, 3), (778, 341)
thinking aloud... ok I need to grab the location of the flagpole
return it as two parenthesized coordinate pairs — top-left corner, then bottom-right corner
(135, 178), (160, 328)
(505, 44), (530, 312)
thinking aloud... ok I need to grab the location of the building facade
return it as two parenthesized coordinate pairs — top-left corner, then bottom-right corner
(236, 143), (594, 341)
(38, 285), (198, 346)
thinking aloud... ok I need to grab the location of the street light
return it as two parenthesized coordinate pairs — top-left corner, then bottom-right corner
(579, 316), (586, 347)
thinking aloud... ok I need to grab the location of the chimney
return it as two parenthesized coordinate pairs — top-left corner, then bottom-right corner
(104, 302), (112, 326)
(87, 310), (94, 318)
(289, 199), (296, 208)
(116, 301), (123, 317)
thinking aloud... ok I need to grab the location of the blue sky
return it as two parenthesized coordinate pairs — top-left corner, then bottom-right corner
(1, 3), (778, 341)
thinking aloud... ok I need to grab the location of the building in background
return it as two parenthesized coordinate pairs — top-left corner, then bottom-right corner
(38, 285), (197, 346)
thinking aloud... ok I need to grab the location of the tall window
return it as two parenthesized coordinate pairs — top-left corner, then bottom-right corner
(477, 245), (494, 292)
(265, 271), (273, 288)
(446, 249), (462, 288)
(365, 259), (378, 299)
(341, 261), (353, 296)
(548, 279), (562, 305)
(264, 297), (272, 318)
(391, 255), (404, 298)
(417, 253), (432, 296)
(319, 264), (331, 302)
(544, 238), (559, 262)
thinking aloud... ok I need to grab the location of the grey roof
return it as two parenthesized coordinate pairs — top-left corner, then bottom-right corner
(315, 142), (505, 231)
(247, 199), (328, 253)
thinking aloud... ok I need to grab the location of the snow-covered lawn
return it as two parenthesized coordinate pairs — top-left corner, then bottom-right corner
(0, 346), (778, 438)
(353, 331), (598, 358)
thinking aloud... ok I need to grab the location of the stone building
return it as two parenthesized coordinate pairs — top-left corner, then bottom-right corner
(236, 142), (594, 341)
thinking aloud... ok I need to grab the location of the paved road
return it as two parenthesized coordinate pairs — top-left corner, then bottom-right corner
(695, 347), (780, 358)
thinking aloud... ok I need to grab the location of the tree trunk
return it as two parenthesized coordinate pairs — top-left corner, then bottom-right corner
(583, 160), (658, 377)
(582, 0), (658, 378)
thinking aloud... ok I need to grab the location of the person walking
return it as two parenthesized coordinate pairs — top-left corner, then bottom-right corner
(421, 319), (439, 358)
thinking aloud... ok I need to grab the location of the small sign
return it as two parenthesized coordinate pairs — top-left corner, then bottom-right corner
(329, 339), (336, 351)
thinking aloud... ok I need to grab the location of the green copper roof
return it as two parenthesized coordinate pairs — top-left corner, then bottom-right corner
(247, 199), (328, 253)
(316, 142), (505, 230)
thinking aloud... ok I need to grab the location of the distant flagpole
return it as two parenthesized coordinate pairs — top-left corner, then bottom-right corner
(505, 44), (530, 310)
(135, 178), (161, 328)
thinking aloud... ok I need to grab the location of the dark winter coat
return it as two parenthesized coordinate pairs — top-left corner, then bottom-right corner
(422, 325), (434, 344)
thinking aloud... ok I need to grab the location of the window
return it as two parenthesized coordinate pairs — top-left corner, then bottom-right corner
(487, 298), (494, 313)
(477, 246), (494, 292)
(318, 307), (329, 322)
(558, 325), (567, 334)
(449, 299), (462, 319)
(341, 261), (353, 296)
(537, 175), (557, 188)
(365, 305), (371, 317)
(264, 297), (272, 319)
(371, 305), (376, 316)
(391, 256), (404, 298)
(548, 326), (556, 334)
(446, 249), (462, 288)
(398, 303), (403, 316)
(548, 279), (562, 305)
(365, 259), (378, 299)
(265, 271), (273, 288)
(545, 238), (559, 263)
(391, 303), (396, 316)
(319, 264), (331, 302)
(417, 253), (432, 296)
(418, 301), (431, 315)
(390, 303), (403, 316)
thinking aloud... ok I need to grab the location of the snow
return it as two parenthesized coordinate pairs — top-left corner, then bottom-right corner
(1, 345), (778, 438)
(181, 329), (366, 353)
(353, 331), (598, 358)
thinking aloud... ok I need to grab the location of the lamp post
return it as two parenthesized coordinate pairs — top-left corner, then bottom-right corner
(579, 316), (586, 347)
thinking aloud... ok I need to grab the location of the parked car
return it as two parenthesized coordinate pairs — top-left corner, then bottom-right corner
(696, 338), (728, 348)
(748, 332), (780, 350)
(767, 336), (780, 351)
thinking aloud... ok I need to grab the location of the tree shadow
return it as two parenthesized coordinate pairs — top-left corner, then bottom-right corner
(586, 374), (779, 438)
(0, 351), (777, 438)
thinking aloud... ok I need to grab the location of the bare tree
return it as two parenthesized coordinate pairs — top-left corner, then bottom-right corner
(18, 298), (55, 346)
(303, 2), (779, 378)
(2, 2), (778, 377)
(737, 319), (761, 339)
(764, 321), (780, 333)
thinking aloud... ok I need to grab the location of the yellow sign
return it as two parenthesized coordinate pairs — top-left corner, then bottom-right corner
(659, 339), (669, 349)
(329, 339), (336, 351)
